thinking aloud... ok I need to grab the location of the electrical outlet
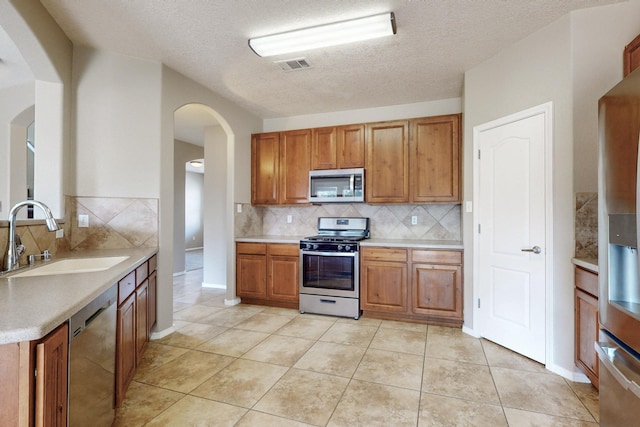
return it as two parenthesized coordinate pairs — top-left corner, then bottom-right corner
(287, 215), (293, 223)
(466, 201), (473, 213)
(236, 203), (242, 213)
(55, 229), (64, 239)
(78, 214), (89, 228)
(192, 236), (196, 241)
(411, 215), (418, 225)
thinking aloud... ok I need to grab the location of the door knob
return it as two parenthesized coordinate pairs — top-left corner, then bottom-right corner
(521, 246), (541, 254)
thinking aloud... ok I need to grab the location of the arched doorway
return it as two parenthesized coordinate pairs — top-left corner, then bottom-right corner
(173, 103), (232, 293)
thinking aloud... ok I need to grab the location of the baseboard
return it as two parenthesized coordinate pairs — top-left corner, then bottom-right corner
(150, 325), (175, 340)
(185, 247), (203, 252)
(202, 281), (226, 289)
(225, 297), (241, 306)
(173, 270), (186, 277)
(546, 363), (591, 383)
(462, 325), (480, 338)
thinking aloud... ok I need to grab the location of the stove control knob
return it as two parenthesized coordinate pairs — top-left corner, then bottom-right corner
(338, 245), (344, 251)
(345, 245), (352, 252)
(313, 244), (319, 250)
(304, 243), (311, 250)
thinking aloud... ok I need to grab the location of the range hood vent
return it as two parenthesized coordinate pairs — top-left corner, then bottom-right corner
(274, 58), (312, 72)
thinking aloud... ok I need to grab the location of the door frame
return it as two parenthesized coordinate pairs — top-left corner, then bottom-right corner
(471, 102), (554, 367)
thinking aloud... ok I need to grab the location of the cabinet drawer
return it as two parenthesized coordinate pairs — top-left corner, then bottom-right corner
(148, 254), (157, 273)
(237, 242), (267, 255)
(136, 262), (149, 286)
(575, 266), (598, 297)
(118, 271), (136, 305)
(361, 247), (407, 262)
(268, 243), (299, 257)
(412, 250), (462, 265)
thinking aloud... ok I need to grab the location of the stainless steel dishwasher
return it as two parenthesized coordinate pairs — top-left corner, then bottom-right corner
(68, 284), (117, 426)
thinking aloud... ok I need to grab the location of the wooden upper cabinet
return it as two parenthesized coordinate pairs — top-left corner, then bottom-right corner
(624, 32), (640, 77)
(337, 124), (365, 168)
(311, 124), (365, 170)
(410, 114), (461, 203)
(251, 132), (280, 205)
(279, 129), (311, 204)
(365, 120), (410, 203)
(311, 127), (338, 170)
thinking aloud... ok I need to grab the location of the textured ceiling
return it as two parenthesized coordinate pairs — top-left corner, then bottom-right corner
(14, 1), (626, 121)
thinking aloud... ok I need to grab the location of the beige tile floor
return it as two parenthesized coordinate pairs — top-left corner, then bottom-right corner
(114, 269), (600, 426)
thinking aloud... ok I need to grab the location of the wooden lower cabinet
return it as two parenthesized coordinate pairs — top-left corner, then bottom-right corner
(35, 323), (69, 427)
(135, 279), (149, 361)
(361, 246), (463, 325)
(237, 243), (268, 299)
(574, 266), (599, 388)
(360, 248), (408, 313)
(237, 242), (299, 308)
(116, 254), (157, 406)
(0, 322), (69, 427)
(117, 293), (136, 407)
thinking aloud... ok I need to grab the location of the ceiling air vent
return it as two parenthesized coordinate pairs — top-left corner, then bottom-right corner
(274, 58), (312, 72)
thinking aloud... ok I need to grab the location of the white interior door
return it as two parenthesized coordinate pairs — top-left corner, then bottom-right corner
(474, 106), (549, 364)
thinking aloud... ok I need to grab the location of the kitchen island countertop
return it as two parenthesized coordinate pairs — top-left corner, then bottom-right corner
(0, 247), (157, 345)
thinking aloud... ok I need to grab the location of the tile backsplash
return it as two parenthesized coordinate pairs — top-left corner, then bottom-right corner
(575, 192), (597, 259)
(236, 203), (461, 241)
(0, 196), (158, 267)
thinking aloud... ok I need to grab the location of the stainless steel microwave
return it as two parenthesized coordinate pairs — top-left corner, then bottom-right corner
(309, 168), (364, 203)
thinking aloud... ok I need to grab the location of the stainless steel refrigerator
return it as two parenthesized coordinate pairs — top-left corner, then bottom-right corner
(598, 66), (640, 426)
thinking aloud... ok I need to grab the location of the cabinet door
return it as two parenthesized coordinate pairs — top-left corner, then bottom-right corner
(136, 280), (149, 362)
(267, 254), (299, 303)
(116, 294), (136, 407)
(576, 289), (599, 388)
(251, 132), (280, 205)
(411, 263), (462, 320)
(237, 254), (267, 299)
(365, 120), (409, 203)
(280, 129), (311, 204)
(35, 323), (68, 427)
(361, 261), (408, 313)
(337, 124), (365, 168)
(311, 127), (337, 170)
(410, 115), (461, 203)
(624, 32), (640, 77)
(148, 271), (157, 330)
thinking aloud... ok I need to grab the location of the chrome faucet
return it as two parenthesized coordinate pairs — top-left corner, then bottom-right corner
(2, 200), (60, 273)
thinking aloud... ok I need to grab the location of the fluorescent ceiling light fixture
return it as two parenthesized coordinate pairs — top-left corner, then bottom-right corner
(189, 160), (203, 167)
(249, 12), (396, 57)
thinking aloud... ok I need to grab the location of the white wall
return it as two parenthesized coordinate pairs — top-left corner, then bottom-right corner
(159, 66), (261, 332)
(0, 1), (72, 220)
(185, 174), (204, 249)
(0, 83), (34, 216)
(173, 139), (204, 273)
(464, 15), (574, 375)
(72, 47), (162, 198)
(203, 125), (227, 288)
(264, 98), (462, 131)
(571, 2), (640, 193)
(463, 1), (640, 378)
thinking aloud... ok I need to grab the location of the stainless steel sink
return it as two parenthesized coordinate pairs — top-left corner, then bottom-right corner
(10, 256), (130, 278)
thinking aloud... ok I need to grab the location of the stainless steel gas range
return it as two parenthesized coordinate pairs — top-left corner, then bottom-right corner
(299, 217), (369, 319)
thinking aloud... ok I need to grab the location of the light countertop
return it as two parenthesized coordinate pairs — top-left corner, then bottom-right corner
(236, 236), (463, 250)
(0, 247), (157, 345)
(572, 257), (598, 273)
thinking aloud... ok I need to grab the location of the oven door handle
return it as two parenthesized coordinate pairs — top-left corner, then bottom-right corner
(301, 250), (356, 257)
